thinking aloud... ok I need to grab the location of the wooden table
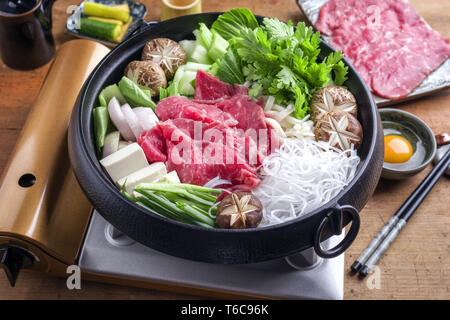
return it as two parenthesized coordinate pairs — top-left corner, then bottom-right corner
(0, 0), (448, 300)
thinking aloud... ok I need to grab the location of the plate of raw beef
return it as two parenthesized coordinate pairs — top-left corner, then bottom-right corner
(297, 0), (450, 106)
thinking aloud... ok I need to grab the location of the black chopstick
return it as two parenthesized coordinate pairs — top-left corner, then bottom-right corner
(351, 148), (450, 273)
(356, 149), (450, 278)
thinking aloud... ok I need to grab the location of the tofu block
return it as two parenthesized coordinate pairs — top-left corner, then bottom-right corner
(100, 142), (148, 182)
(157, 170), (180, 183)
(117, 162), (167, 193)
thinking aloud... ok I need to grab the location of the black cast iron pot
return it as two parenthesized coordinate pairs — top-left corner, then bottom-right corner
(69, 13), (384, 264)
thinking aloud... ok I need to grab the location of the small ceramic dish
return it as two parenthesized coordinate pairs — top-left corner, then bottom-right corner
(379, 108), (437, 180)
(66, 0), (147, 47)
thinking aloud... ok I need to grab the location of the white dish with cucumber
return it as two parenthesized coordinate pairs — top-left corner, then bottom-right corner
(66, 0), (148, 46)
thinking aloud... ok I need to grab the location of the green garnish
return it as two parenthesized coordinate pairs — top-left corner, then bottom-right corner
(208, 9), (349, 119)
(128, 183), (220, 228)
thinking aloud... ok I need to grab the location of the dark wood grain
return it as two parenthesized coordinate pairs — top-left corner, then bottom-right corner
(0, 0), (449, 300)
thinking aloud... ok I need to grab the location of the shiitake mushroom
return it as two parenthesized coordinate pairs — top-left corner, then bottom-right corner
(141, 38), (187, 79)
(314, 110), (363, 150)
(124, 60), (167, 95)
(216, 192), (263, 229)
(311, 86), (358, 122)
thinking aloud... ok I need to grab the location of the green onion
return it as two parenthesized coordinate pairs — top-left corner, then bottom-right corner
(131, 183), (221, 228)
(188, 190), (218, 202)
(136, 182), (222, 194)
(176, 202), (216, 227)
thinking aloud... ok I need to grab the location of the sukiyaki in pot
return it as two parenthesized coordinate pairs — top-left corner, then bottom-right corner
(68, 12), (384, 264)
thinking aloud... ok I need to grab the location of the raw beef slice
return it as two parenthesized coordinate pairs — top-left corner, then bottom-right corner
(194, 70), (249, 101)
(316, 0), (450, 99)
(138, 126), (167, 162)
(157, 120), (261, 189)
(156, 96), (237, 126)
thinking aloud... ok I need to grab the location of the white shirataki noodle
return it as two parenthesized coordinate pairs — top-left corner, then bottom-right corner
(253, 138), (360, 226)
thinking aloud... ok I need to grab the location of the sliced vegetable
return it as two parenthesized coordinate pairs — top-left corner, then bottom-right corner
(207, 31), (229, 61)
(79, 18), (121, 41)
(102, 131), (120, 158)
(172, 61), (213, 96)
(176, 202), (216, 227)
(183, 62), (211, 72)
(158, 81), (179, 100)
(189, 43), (212, 64)
(88, 17), (123, 27)
(93, 106), (110, 152)
(194, 23), (229, 62)
(134, 188), (216, 228)
(133, 107), (159, 131)
(118, 76), (157, 109)
(107, 97), (135, 141)
(197, 23), (213, 49)
(121, 103), (143, 140)
(207, 62), (219, 76)
(136, 182), (222, 194)
(112, 3), (129, 14)
(83, 1), (130, 23)
(133, 182), (220, 228)
(178, 70), (197, 96)
(98, 84), (126, 106)
(179, 40), (197, 57)
(136, 192), (189, 222)
(114, 16), (133, 43)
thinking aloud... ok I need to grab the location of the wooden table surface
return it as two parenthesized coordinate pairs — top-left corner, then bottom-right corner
(0, 0), (449, 300)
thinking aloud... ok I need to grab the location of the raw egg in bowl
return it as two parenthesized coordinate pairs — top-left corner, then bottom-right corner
(379, 108), (436, 180)
(384, 135), (413, 164)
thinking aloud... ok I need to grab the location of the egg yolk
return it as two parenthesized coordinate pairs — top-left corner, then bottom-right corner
(384, 135), (413, 163)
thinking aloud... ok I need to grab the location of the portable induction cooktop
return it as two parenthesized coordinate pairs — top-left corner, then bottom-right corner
(0, 40), (345, 299)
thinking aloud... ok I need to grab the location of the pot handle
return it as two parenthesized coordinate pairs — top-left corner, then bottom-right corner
(313, 204), (360, 258)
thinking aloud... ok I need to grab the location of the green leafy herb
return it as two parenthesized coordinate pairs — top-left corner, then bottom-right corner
(211, 10), (349, 119)
(211, 8), (259, 40)
(216, 47), (245, 84)
(262, 18), (294, 41)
